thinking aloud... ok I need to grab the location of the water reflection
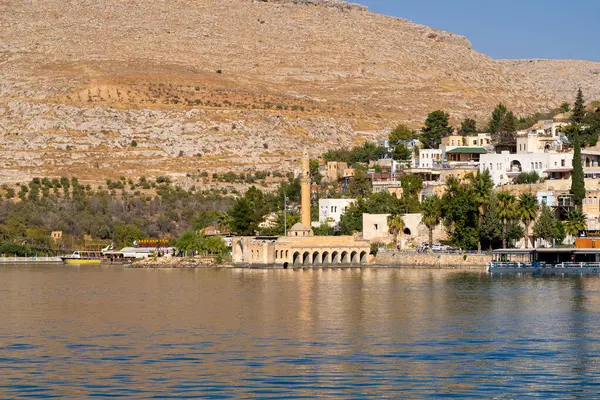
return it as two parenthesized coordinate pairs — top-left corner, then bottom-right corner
(1, 266), (600, 397)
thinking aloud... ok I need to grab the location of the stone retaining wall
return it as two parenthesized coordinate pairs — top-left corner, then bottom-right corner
(375, 251), (491, 270)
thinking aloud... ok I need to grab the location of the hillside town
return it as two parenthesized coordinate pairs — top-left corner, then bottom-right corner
(1, 90), (600, 265)
(251, 89), (600, 260)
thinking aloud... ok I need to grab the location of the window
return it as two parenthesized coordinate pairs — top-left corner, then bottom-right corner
(561, 159), (566, 167)
(542, 196), (547, 204)
(489, 163), (493, 170)
(583, 198), (587, 205)
(374, 224), (379, 231)
(595, 197), (598, 205)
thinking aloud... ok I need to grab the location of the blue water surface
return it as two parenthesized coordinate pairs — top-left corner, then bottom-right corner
(0, 266), (599, 398)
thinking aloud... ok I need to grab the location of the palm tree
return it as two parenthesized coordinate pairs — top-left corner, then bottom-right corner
(469, 170), (494, 253)
(387, 214), (405, 250)
(518, 193), (539, 248)
(564, 209), (587, 241)
(497, 191), (517, 249)
(421, 195), (442, 253)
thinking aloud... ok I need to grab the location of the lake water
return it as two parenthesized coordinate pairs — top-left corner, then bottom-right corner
(1, 265), (600, 398)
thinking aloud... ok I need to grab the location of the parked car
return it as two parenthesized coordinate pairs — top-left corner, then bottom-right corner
(432, 243), (444, 252)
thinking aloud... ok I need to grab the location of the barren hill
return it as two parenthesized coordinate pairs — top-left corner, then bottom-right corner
(1, 0), (599, 184)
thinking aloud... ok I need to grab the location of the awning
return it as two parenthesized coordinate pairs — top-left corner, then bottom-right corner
(446, 147), (487, 154)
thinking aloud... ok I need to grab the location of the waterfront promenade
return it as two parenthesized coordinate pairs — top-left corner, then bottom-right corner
(0, 256), (61, 264)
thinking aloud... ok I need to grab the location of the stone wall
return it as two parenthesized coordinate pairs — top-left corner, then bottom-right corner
(375, 251), (491, 270)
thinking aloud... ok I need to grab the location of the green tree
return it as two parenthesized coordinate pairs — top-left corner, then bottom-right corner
(193, 211), (221, 231)
(497, 191), (517, 249)
(468, 170), (494, 253)
(387, 214), (405, 249)
(563, 208), (587, 239)
(515, 171), (539, 184)
(560, 102), (571, 113)
(517, 193), (539, 248)
(421, 195), (441, 252)
(114, 223), (145, 248)
(488, 103), (517, 144)
(480, 198), (502, 250)
(175, 230), (204, 254)
(228, 197), (256, 235)
(505, 220), (524, 248)
(571, 88), (585, 124)
(203, 236), (228, 255)
(441, 176), (479, 250)
(309, 159), (323, 185)
(420, 110), (453, 149)
(392, 144), (411, 162)
(348, 169), (372, 197)
(388, 124), (415, 146)
(400, 174), (423, 197)
(313, 222), (335, 236)
(338, 199), (365, 235)
(570, 131), (585, 209)
(533, 204), (559, 245)
(459, 118), (477, 136)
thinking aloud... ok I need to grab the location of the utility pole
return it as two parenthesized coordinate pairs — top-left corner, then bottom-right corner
(283, 193), (287, 237)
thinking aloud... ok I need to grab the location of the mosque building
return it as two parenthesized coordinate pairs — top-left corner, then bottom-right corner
(232, 151), (372, 268)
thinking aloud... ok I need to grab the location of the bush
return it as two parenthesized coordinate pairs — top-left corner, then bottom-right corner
(131, 140), (138, 147)
(370, 242), (381, 256)
(515, 171), (539, 184)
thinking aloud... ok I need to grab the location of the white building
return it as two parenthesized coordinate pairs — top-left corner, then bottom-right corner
(317, 198), (355, 226)
(418, 149), (443, 168)
(479, 151), (573, 186)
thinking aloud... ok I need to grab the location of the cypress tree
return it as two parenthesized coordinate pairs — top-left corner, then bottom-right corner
(571, 88), (585, 124)
(570, 131), (585, 209)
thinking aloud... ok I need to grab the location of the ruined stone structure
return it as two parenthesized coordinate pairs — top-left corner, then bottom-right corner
(232, 152), (370, 268)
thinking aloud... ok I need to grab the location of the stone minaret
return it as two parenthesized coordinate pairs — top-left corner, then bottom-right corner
(301, 149), (311, 227)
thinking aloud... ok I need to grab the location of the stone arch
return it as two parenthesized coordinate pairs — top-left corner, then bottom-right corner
(233, 241), (244, 263)
(360, 251), (368, 264)
(341, 251), (349, 264)
(303, 251), (311, 265)
(510, 160), (522, 172)
(312, 251), (321, 265)
(350, 251), (358, 264)
(332, 251), (340, 264)
(283, 262), (289, 269)
(403, 227), (411, 236)
(293, 252), (302, 265)
(322, 251), (330, 265)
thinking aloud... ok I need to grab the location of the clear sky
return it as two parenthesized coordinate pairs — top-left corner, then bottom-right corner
(353, 0), (600, 62)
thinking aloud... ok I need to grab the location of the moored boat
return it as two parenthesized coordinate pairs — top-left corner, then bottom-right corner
(489, 248), (600, 275)
(60, 250), (104, 264)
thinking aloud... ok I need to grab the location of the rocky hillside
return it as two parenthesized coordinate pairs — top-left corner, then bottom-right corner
(1, 0), (599, 184)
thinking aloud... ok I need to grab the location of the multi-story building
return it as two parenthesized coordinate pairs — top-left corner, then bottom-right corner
(480, 151), (573, 186)
(317, 198), (356, 227)
(326, 161), (348, 182)
(417, 149), (442, 168)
